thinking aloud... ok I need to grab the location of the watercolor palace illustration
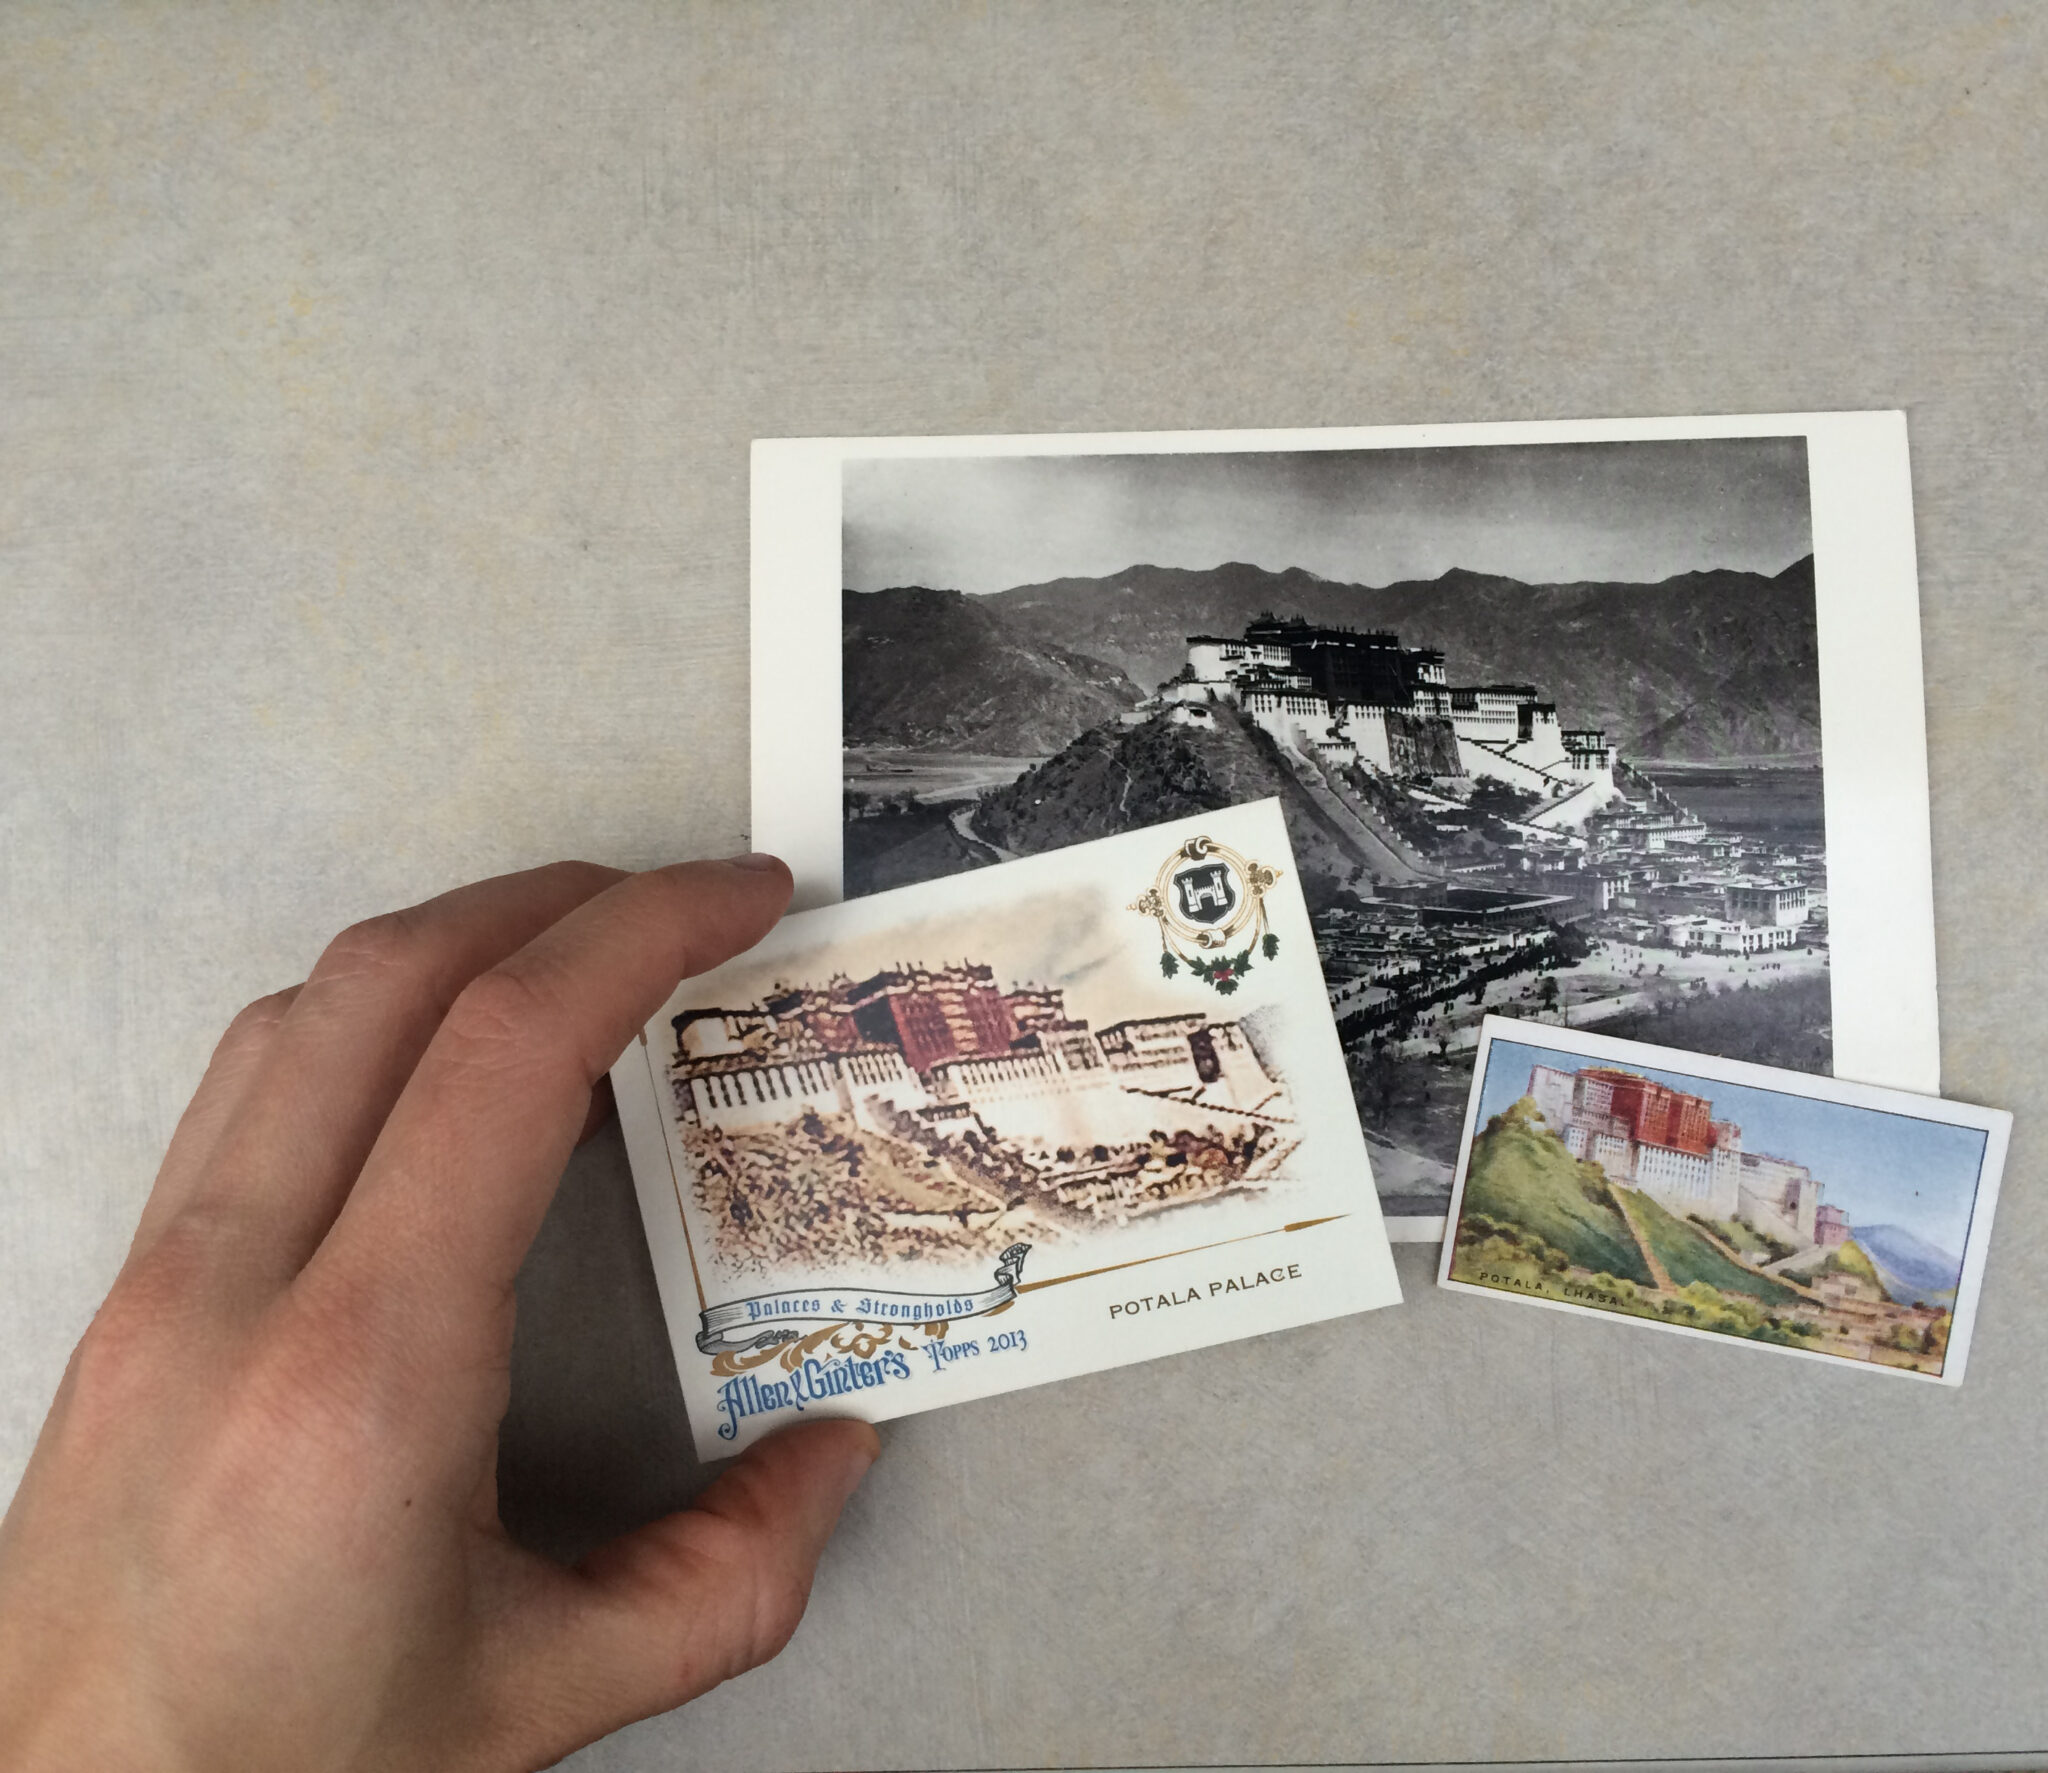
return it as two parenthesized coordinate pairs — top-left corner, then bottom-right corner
(1448, 1045), (1979, 1375)
(667, 959), (1298, 1276)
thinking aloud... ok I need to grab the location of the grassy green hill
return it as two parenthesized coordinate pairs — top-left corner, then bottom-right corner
(1631, 1192), (1801, 1306)
(1689, 1214), (1797, 1264)
(1821, 1239), (1889, 1297)
(1778, 1237), (1891, 1298)
(1693, 1214), (1770, 1255)
(1456, 1100), (1652, 1286)
(1453, 1101), (1823, 1349)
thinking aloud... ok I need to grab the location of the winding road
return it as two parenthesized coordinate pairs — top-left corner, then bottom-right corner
(949, 804), (1019, 865)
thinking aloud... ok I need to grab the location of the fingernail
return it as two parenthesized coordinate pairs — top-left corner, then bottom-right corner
(724, 852), (785, 871)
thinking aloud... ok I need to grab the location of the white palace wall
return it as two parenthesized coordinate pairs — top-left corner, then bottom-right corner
(1205, 1021), (1284, 1114)
(1632, 1144), (1740, 1221)
(678, 1047), (931, 1134)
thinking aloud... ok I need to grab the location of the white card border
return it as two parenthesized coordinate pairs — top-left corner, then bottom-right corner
(750, 411), (1940, 1241)
(614, 1026), (722, 1417)
(1434, 1015), (2008, 1386)
(613, 798), (1405, 1456)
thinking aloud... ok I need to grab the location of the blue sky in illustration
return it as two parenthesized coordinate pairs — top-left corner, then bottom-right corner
(1475, 1038), (1988, 1260)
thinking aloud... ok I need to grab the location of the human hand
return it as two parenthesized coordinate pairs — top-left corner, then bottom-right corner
(0, 859), (879, 1772)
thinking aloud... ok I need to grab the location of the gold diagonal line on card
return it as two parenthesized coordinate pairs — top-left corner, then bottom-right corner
(1016, 1214), (1350, 1295)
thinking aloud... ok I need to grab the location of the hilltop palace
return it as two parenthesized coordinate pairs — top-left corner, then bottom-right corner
(1135, 614), (1823, 980)
(1528, 1062), (1850, 1258)
(1176, 614), (1622, 828)
(670, 960), (1290, 1171)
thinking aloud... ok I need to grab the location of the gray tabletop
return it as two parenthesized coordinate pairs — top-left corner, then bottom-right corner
(4, 5), (2045, 1768)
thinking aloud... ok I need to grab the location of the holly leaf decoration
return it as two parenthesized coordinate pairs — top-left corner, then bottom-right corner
(1189, 946), (1255, 995)
(1159, 951), (1179, 979)
(1261, 932), (1279, 961)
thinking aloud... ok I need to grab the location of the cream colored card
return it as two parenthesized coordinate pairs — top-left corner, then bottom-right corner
(610, 798), (1401, 1456)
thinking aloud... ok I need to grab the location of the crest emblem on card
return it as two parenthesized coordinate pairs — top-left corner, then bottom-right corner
(1131, 835), (1281, 994)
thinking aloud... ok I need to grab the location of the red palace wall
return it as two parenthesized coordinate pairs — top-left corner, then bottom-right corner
(1583, 1068), (1715, 1157)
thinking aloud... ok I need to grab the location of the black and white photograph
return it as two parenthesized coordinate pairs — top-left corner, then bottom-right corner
(750, 414), (1940, 1234)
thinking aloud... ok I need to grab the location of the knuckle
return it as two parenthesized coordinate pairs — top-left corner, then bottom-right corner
(536, 858), (620, 895)
(67, 1271), (185, 1423)
(212, 985), (300, 1061)
(314, 907), (429, 985)
(439, 964), (559, 1064)
(224, 984), (299, 1037)
(647, 1515), (812, 1675)
(67, 1317), (143, 1415)
(682, 1479), (817, 1667)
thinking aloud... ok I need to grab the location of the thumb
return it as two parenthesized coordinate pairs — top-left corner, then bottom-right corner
(514, 1418), (879, 1748)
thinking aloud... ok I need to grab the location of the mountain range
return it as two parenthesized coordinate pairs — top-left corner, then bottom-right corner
(1853, 1223), (1962, 1306)
(843, 586), (1144, 754)
(978, 557), (1821, 763)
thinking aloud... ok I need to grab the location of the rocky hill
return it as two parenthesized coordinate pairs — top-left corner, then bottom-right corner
(1456, 1099), (1654, 1285)
(975, 707), (1374, 898)
(843, 586), (1144, 754)
(982, 556), (1820, 762)
(1783, 1237), (1893, 1300)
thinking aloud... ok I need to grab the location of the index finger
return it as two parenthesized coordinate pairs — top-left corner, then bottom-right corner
(299, 855), (792, 1367)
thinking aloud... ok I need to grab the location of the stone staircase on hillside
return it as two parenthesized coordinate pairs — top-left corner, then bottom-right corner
(1458, 734), (1576, 798)
(1524, 775), (1622, 830)
(1282, 748), (1436, 885)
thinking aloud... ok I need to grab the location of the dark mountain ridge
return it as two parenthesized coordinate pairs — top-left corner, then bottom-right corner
(843, 585), (1144, 754)
(981, 555), (1819, 762)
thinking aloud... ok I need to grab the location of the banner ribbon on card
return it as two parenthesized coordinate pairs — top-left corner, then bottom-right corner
(695, 1244), (1031, 1356)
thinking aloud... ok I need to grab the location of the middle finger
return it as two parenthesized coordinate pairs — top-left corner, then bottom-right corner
(169, 860), (625, 1301)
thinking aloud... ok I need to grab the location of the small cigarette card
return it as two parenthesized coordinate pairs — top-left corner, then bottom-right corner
(1438, 1016), (2010, 1383)
(611, 798), (1402, 1455)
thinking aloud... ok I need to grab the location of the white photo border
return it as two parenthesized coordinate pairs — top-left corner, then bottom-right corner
(751, 412), (1940, 1239)
(1435, 1015), (2008, 1386)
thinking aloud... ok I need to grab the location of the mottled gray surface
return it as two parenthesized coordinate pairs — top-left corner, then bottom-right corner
(4, 3), (2045, 1767)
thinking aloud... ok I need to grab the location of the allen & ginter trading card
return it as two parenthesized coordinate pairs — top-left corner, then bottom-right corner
(750, 412), (1939, 1241)
(1438, 1017), (2008, 1384)
(610, 798), (1401, 1456)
